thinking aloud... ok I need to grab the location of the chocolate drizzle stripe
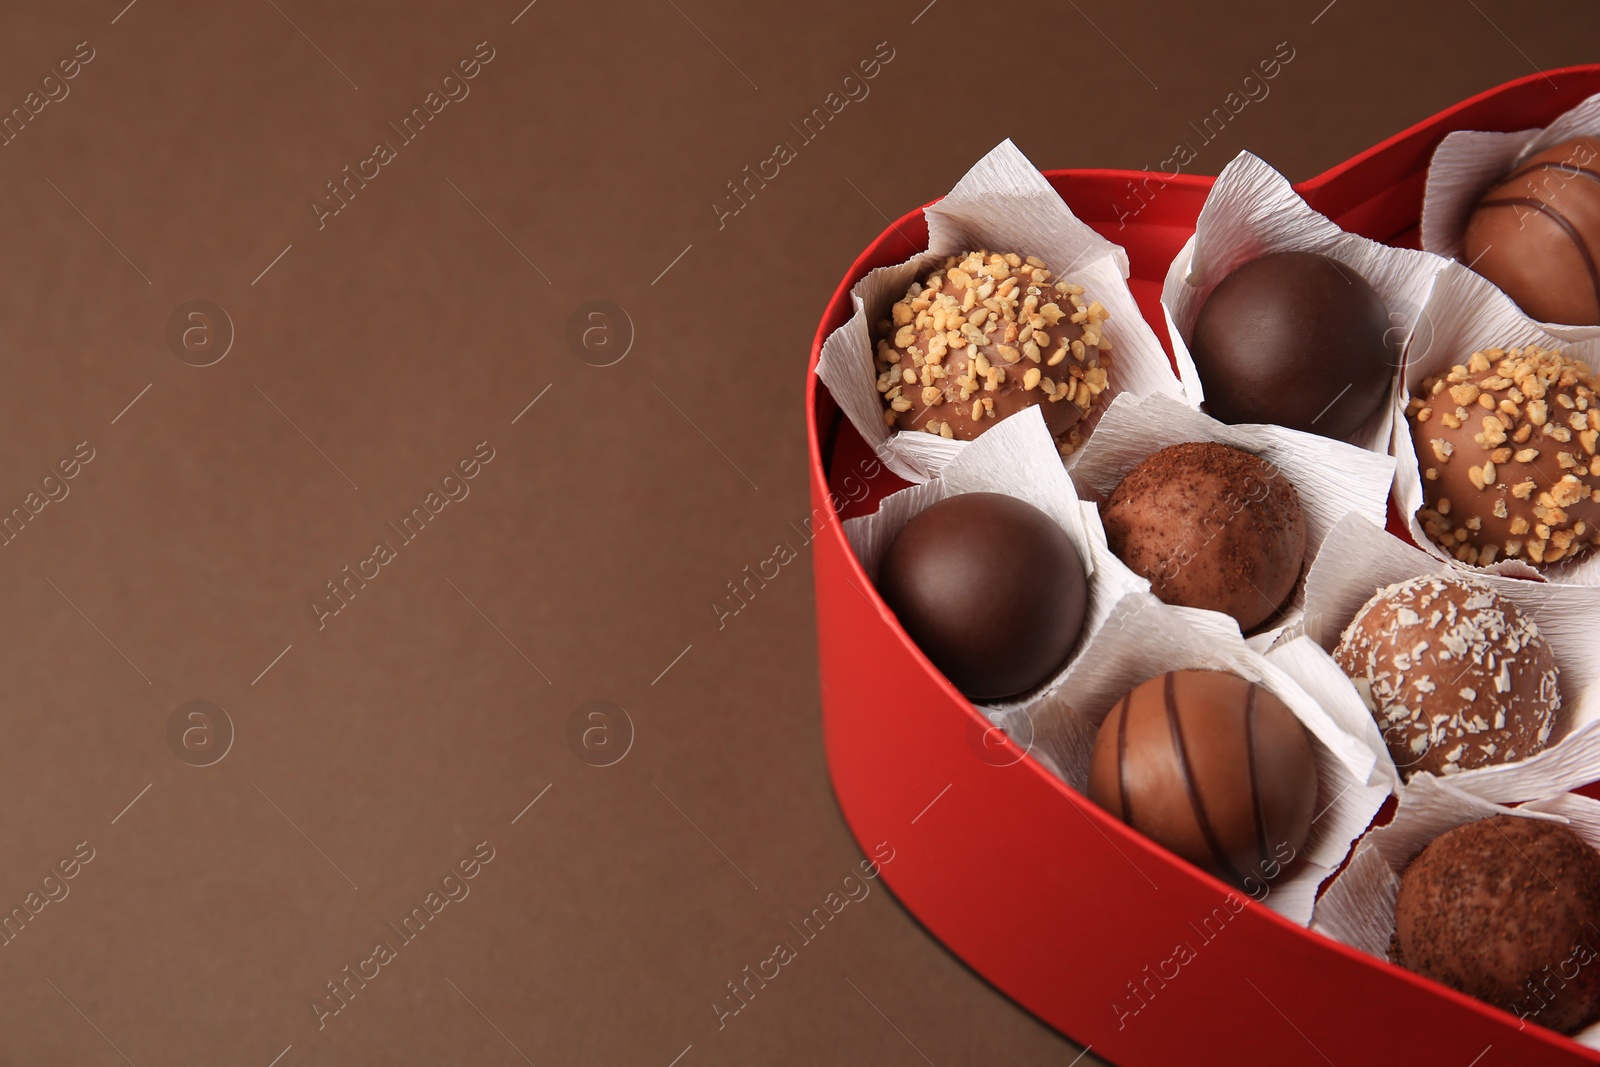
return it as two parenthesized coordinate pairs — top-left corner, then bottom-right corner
(1500, 160), (1600, 191)
(1244, 682), (1270, 874)
(1478, 194), (1600, 312)
(1115, 692), (1134, 825)
(1165, 673), (1247, 885)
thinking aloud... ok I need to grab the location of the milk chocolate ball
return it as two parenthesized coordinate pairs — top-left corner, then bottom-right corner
(1408, 343), (1600, 568)
(1101, 441), (1307, 631)
(1189, 251), (1394, 440)
(1334, 574), (1564, 779)
(876, 493), (1088, 701)
(874, 250), (1112, 457)
(1087, 670), (1317, 889)
(1464, 137), (1600, 325)
(1396, 815), (1600, 1034)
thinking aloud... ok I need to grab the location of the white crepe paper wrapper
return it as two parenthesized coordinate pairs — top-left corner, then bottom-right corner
(1161, 151), (1448, 455)
(1421, 91), (1600, 340)
(1068, 390), (1397, 651)
(1005, 591), (1389, 927)
(1391, 259), (1600, 584)
(1310, 777), (1600, 1049)
(1300, 512), (1600, 805)
(815, 138), (1181, 483)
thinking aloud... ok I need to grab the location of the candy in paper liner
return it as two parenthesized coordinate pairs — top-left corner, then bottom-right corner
(843, 405), (1145, 687)
(1067, 390), (1396, 650)
(1421, 89), (1600, 339)
(815, 138), (1181, 484)
(1160, 151), (1447, 455)
(1391, 260), (1600, 584)
(1008, 592), (1389, 927)
(1301, 512), (1600, 805)
(1310, 776), (1600, 1049)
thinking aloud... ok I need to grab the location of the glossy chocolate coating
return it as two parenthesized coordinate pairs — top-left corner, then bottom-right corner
(1335, 574), (1563, 779)
(1190, 251), (1394, 439)
(1464, 137), (1600, 325)
(1396, 815), (1600, 1034)
(1087, 670), (1317, 889)
(1408, 344), (1600, 569)
(1101, 441), (1307, 631)
(876, 492), (1087, 700)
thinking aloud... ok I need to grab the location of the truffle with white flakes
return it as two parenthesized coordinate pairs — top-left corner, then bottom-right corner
(1334, 574), (1563, 779)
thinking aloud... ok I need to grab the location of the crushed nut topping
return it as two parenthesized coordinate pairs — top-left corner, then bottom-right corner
(874, 250), (1112, 456)
(1409, 344), (1600, 568)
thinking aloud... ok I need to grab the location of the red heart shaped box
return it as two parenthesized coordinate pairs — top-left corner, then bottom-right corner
(807, 66), (1600, 1066)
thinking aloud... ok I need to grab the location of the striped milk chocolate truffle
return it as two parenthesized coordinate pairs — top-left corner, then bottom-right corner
(1086, 670), (1317, 888)
(1334, 574), (1563, 779)
(1464, 137), (1600, 325)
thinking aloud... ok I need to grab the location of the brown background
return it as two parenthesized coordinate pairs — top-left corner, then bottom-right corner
(0, 1), (1593, 1063)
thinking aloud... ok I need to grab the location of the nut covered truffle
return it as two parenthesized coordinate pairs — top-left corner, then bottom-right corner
(1334, 574), (1563, 779)
(1087, 670), (1317, 889)
(875, 250), (1111, 456)
(1408, 344), (1600, 568)
(1101, 441), (1307, 631)
(1396, 815), (1600, 1034)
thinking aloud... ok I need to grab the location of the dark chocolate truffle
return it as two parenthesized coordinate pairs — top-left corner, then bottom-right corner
(876, 492), (1088, 700)
(1087, 670), (1317, 888)
(875, 250), (1112, 457)
(1101, 441), (1307, 631)
(1408, 343), (1600, 568)
(1189, 251), (1393, 440)
(1464, 137), (1600, 325)
(1334, 574), (1564, 779)
(1396, 815), (1600, 1035)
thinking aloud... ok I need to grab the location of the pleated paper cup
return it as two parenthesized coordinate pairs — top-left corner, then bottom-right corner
(816, 139), (1180, 483)
(1161, 150), (1447, 454)
(1391, 260), (1600, 584)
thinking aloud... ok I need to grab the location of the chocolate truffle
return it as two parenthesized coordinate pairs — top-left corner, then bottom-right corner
(1408, 344), (1600, 568)
(1189, 251), (1394, 440)
(1334, 574), (1563, 779)
(875, 250), (1112, 456)
(1464, 137), (1600, 325)
(1101, 441), (1307, 630)
(876, 492), (1088, 700)
(1087, 670), (1317, 888)
(1396, 815), (1600, 1034)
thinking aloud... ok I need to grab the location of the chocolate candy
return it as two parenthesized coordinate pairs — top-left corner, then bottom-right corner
(1408, 344), (1600, 568)
(1087, 670), (1317, 889)
(1464, 137), (1600, 325)
(1101, 441), (1306, 631)
(1334, 574), (1563, 779)
(875, 250), (1112, 456)
(1396, 815), (1600, 1034)
(1189, 251), (1393, 440)
(876, 492), (1087, 700)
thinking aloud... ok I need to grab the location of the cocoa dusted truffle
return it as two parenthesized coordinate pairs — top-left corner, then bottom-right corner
(876, 493), (1088, 701)
(1087, 670), (1317, 888)
(1396, 815), (1600, 1035)
(1334, 574), (1563, 779)
(1101, 441), (1307, 631)
(1408, 344), (1600, 568)
(1464, 137), (1600, 325)
(875, 250), (1112, 456)
(1189, 251), (1394, 440)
